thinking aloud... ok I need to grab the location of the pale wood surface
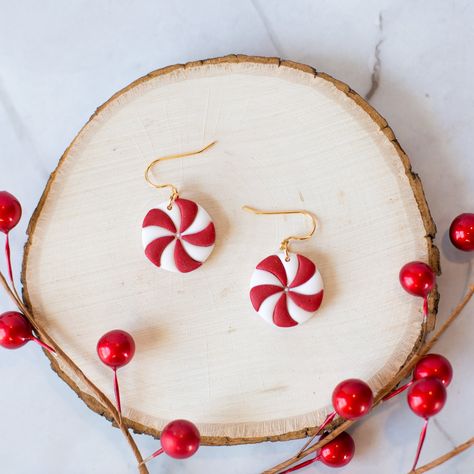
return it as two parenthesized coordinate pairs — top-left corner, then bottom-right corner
(22, 56), (437, 444)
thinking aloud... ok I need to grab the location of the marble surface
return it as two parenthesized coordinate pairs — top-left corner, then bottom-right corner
(0, 1), (473, 473)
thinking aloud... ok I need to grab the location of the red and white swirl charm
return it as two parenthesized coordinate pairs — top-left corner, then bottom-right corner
(142, 198), (216, 273)
(250, 252), (324, 328)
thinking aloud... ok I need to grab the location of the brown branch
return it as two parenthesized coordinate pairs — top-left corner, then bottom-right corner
(0, 272), (149, 474)
(264, 285), (474, 474)
(410, 436), (474, 473)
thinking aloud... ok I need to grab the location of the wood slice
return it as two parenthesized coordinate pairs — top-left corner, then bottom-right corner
(22, 55), (439, 445)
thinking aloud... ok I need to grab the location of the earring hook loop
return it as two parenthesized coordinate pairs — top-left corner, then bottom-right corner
(242, 205), (318, 261)
(145, 141), (217, 209)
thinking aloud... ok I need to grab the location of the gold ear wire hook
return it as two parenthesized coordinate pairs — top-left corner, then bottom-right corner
(145, 141), (217, 209)
(242, 206), (318, 261)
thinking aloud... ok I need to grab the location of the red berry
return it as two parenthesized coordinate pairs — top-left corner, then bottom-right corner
(407, 378), (447, 418)
(332, 379), (374, 420)
(449, 213), (474, 251)
(399, 261), (435, 298)
(0, 191), (22, 234)
(413, 354), (453, 387)
(319, 431), (355, 467)
(97, 330), (135, 368)
(0, 311), (33, 349)
(161, 419), (200, 459)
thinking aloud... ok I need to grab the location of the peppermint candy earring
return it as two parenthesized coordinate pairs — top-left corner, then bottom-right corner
(242, 206), (324, 328)
(142, 142), (217, 273)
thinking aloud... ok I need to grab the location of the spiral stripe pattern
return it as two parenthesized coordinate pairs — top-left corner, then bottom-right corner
(142, 198), (216, 273)
(249, 252), (324, 327)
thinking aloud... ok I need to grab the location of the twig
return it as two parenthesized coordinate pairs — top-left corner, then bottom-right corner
(0, 272), (149, 474)
(264, 285), (474, 474)
(296, 412), (336, 456)
(410, 436), (474, 473)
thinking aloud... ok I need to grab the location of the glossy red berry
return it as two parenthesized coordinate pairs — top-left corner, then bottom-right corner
(449, 213), (474, 251)
(332, 379), (374, 420)
(0, 311), (33, 349)
(97, 330), (135, 368)
(407, 378), (447, 418)
(161, 419), (201, 459)
(399, 261), (435, 298)
(413, 354), (453, 387)
(319, 431), (355, 467)
(0, 191), (22, 234)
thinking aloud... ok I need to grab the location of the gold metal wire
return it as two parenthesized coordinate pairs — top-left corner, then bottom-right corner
(242, 205), (318, 261)
(144, 141), (217, 209)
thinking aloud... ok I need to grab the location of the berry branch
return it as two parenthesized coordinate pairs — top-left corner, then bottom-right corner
(263, 284), (474, 474)
(0, 271), (150, 474)
(0, 191), (203, 471)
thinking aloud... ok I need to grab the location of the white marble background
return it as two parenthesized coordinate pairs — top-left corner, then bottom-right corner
(0, 1), (473, 473)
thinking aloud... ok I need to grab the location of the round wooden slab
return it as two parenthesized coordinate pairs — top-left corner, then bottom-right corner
(22, 55), (438, 445)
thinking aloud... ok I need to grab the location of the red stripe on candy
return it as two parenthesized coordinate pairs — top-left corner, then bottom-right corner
(174, 239), (202, 273)
(250, 285), (283, 311)
(273, 293), (298, 327)
(145, 236), (175, 267)
(289, 254), (316, 288)
(257, 255), (287, 286)
(288, 290), (324, 312)
(175, 198), (198, 234)
(142, 209), (176, 233)
(182, 223), (216, 247)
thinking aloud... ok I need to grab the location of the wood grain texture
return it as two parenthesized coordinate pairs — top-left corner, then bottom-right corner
(21, 55), (439, 445)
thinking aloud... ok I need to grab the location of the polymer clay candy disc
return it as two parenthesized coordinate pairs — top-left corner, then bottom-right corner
(249, 252), (324, 328)
(142, 198), (216, 273)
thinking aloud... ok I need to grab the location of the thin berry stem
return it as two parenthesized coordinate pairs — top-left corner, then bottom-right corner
(382, 380), (413, 401)
(141, 448), (164, 466)
(412, 418), (429, 471)
(113, 367), (122, 415)
(5, 233), (13, 284)
(4, 233), (23, 305)
(31, 336), (56, 354)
